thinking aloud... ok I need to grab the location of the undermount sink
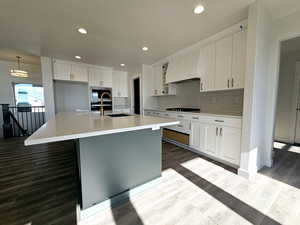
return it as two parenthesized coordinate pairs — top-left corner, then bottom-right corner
(107, 113), (131, 117)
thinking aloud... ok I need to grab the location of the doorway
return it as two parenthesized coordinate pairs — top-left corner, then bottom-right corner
(133, 77), (140, 114)
(274, 37), (300, 146)
(273, 36), (300, 171)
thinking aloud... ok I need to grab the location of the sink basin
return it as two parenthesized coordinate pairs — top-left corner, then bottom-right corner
(107, 113), (131, 117)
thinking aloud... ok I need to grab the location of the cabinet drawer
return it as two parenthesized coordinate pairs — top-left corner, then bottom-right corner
(163, 129), (189, 145)
(196, 116), (242, 128)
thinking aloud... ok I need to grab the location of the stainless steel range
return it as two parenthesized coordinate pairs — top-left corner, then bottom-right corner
(166, 108), (201, 112)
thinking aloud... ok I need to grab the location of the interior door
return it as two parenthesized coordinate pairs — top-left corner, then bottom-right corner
(133, 78), (140, 114)
(294, 63), (300, 143)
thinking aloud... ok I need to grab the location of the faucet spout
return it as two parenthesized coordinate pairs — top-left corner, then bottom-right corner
(99, 92), (112, 116)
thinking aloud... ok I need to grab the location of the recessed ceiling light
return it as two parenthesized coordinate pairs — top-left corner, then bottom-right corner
(75, 55), (82, 59)
(142, 46), (149, 51)
(120, 63), (125, 67)
(194, 4), (205, 14)
(77, 27), (88, 34)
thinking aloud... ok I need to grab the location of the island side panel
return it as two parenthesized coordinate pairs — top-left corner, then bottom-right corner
(77, 128), (162, 210)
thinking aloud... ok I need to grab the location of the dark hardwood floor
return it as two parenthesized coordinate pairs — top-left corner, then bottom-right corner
(0, 138), (78, 225)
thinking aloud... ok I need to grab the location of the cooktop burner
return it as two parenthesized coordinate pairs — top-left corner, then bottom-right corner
(166, 108), (201, 112)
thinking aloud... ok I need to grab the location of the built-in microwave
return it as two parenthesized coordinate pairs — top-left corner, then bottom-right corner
(90, 88), (112, 112)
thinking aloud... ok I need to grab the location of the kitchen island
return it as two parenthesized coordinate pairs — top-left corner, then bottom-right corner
(25, 112), (179, 212)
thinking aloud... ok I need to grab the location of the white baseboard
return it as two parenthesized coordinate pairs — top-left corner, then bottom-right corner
(237, 167), (258, 180)
(163, 138), (239, 169)
(77, 177), (161, 223)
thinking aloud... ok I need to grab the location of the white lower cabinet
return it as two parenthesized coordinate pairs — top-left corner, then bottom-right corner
(144, 109), (242, 166)
(218, 126), (241, 164)
(190, 122), (241, 165)
(190, 123), (217, 155)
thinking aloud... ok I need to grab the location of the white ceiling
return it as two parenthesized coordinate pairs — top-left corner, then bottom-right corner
(264, 0), (300, 20)
(0, 49), (41, 65)
(0, 0), (255, 72)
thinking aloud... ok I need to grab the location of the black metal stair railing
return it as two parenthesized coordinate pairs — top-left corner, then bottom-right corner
(1, 104), (45, 138)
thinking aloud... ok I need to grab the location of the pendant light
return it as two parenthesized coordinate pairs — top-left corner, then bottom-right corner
(10, 56), (29, 78)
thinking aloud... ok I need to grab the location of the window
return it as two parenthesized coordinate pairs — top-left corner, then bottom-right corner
(14, 83), (44, 107)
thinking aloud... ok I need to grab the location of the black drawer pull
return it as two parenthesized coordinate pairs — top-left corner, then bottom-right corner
(215, 120), (224, 123)
(192, 117), (199, 119)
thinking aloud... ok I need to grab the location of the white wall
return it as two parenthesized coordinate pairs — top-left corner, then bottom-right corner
(0, 59), (42, 137)
(265, 9), (300, 169)
(238, 0), (273, 178)
(274, 50), (300, 143)
(41, 57), (55, 121)
(54, 80), (90, 113)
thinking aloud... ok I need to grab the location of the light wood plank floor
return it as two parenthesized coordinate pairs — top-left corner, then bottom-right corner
(1, 139), (300, 225)
(80, 143), (300, 225)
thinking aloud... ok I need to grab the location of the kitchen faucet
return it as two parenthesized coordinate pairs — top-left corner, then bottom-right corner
(99, 92), (112, 116)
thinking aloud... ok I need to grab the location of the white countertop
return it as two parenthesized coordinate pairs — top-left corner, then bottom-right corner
(144, 108), (242, 119)
(25, 112), (179, 146)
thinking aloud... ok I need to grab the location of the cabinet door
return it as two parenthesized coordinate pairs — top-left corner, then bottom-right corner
(88, 68), (103, 87)
(53, 61), (71, 80)
(101, 70), (113, 88)
(119, 72), (128, 97)
(215, 35), (233, 90)
(184, 49), (200, 79)
(112, 71), (120, 97)
(219, 126), (241, 165)
(71, 64), (88, 82)
(190, 122), (217, 155)
(190, 122), (201, 150)
(112, 71), (128, 97)
(198, 43), (215, 91)
(200, 124), (218, 155)
(232, 31), (247, 89)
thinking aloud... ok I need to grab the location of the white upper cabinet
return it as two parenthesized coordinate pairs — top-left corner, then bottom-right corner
(53, 61), (71, 81)
(112, 71), (128, 97)
(70, 64), (88, 82)
(198, 30), (247, 92)
(232, 31), (247, 89)
(53, 60), (88, 82)
(101, 70), (113, 88)
(166, 49), (200, 83)
(198, 43), (216, 92)
(215, 35), (233, 90)
(184, 49), (201, 79)
(88, 68), (112, 88)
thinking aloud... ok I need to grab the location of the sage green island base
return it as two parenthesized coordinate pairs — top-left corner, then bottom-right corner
(76, 128), (162, 210)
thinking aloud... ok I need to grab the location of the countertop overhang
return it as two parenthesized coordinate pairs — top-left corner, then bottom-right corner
(24, 112), (179, 146)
